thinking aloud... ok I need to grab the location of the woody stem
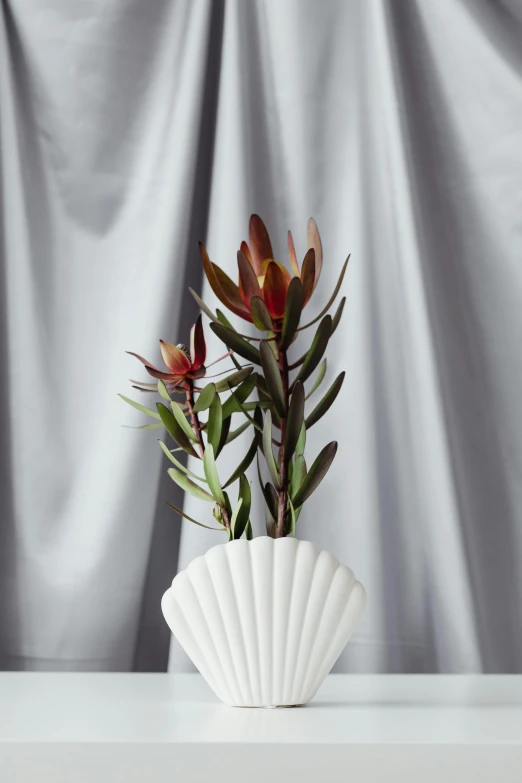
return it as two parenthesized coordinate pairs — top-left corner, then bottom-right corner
(276, 347), (289, 538)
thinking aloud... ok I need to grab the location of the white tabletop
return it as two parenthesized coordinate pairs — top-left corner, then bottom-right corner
(1, 673), (521, 782)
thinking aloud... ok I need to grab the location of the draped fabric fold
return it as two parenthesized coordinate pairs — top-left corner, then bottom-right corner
(1, 0), (521, 673)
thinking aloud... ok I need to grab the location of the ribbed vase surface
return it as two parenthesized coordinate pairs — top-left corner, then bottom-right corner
(162, 536), (366, 707)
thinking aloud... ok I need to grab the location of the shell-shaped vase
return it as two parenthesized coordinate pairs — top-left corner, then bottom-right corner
(161, 536), (366, 707)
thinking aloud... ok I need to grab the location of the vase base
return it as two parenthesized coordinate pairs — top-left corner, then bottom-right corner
(232, 703), (306, 709)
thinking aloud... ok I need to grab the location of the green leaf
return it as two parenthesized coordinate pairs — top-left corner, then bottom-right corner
(216, 414), (231, 457)
(158, 440), (206, 481)
(171, 401), (198, 442)
(331, 296), (346, 335)
(214, 366), (253, 393)
(223, 436), (258, 488)
(246, 520), (253, 540)
(259, 341), (286, 418)
(265, 483), (279, 522)
(306, 372), (345, 429)
(157, 403), (199, 458)
(280, 277), (304, 350)
(168, 467), (215, 502)
(203, 444), (225, 504)
(222, 374), (257, 419)
(189, 287), (219, 323)
(250, 296), (273, 331)
(262, 410), (281, 489)
(226, 394), (263, 433)
(166, 501), (222, 530)
(226, 420), (251, 444)
(298, 255), (350, 331)
(305, 358), (327, 400)
(284, 381), (305, 463)
(223, 490), (233, 518)
(119, 394), (161, 420)
(294, 315), (332, 386)
(158, 381), (171, 401)
(216, 309), (236, 331)
(257, 455), (279, 521)
(296, 421), (306, 457)
(193, 383), (216, 413)
(230, 498), (243, 539)
(288, 496), (297, 538)
(210, 322), (261, 365)
(291, 454), (307, 498)
(292, 441), (338, 508)
(233, 474), (251, 540)
(207, 396), (223, 452)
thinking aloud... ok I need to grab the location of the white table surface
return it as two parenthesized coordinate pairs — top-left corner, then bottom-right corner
(1, 673), (521, 782)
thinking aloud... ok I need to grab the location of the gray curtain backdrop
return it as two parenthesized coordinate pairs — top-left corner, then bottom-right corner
(1, 0), (521, 674)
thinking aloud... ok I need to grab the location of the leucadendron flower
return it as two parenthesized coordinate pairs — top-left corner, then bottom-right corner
(129, 315), (207, 392)
(199, 214), (323, 327)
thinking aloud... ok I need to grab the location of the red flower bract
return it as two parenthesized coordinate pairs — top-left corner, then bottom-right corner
(128, 315), (207, 392)
(199, 214), (323, 326)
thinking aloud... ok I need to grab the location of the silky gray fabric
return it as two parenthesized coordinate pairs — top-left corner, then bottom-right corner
(1, 0), (521, 673)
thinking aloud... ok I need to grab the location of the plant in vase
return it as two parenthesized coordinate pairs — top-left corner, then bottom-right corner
(121, 215), (366, 707)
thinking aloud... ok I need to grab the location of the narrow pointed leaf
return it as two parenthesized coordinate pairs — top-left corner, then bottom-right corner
(246, 520), (253, 540)
(299, 256), (350, 331)
(168, 467), (215, 502)
(226, 393), (263, 432)
(280, 277), (304, 350)
(158, 440), (206, 481)
(294, 315), (332, 385)
(193, 383), (216, 412)
(288, 496), (297, 538)
(171, 401), (198, 442)
(306, 372), (345, 429)
(263, 410), (281, 488)
(305, 359), (327, 400)
(222, 374), (257, 419)
(257, 455), (278, 521)
(331, 296), (346, 335)
(284, 381), (305, 463)
(119, 394), (161, 420)
(237, 250), (263, 305)
(296, 421), (306, 457)
(216, 309), (236, 331)
(223, 436), (258, 488)
(207, 396), (223, 452)
(230, 497), (243, 539)
(226, 419), (251, 444)
(166, 502), (222, 530)
(203, 444), (225, 504)
(214, 366), (253, 393)
(265, 483), (279, 521)
(260, 341), (286, 418)
(189, 287), (219, 323)
(216, 414), (231, 457)
(210, 322), (261, 365)
(291, 454), (307, 497)
(250, 296), (273, 331)
(300, 248), (316, 304)
(233, 474), (251, 540)
(158, 381), (171, 401)
(292, 441), (338, 508)
(157, 403), (199, 458)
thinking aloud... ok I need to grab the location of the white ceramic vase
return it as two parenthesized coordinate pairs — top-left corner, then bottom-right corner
(161, 536), (366, 707)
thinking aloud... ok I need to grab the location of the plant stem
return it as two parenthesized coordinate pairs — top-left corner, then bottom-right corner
(276, 347), (289, 538)
(185, 384), (204, 459)
(185, 382), (231, 532)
